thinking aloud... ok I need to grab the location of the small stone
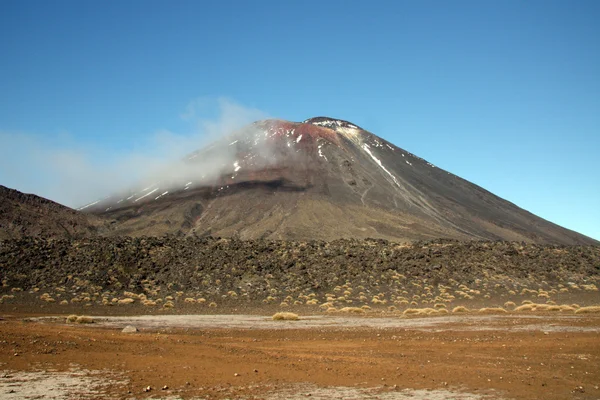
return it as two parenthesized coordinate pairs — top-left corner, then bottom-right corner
(162, 385), (168, 390)
(143, 386), (152, 392)
(122, 325), (138, 333)
(254, 369), (258, 373)
(234, 373), (240, 377)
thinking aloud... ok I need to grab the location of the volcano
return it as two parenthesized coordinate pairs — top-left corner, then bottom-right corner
(72, 117), (595, 245)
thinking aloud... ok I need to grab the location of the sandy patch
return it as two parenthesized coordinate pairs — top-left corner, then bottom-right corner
(0, 366), (126, 399)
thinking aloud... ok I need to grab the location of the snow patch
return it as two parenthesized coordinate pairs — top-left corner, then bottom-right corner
(77, 199), (100, 211)
(233, 161), (241, 172)
(296, 134), (303, 143)
(362, 144), (401, 187)
(155, 191), (168, 200)
(134, 188), (158, 202)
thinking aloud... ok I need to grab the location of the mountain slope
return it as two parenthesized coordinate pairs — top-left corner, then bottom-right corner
(80, 117), (597, 245)
(0, 185), (104, 240)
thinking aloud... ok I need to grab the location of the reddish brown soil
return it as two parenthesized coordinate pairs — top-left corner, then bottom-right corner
(1, 314), (599, 399)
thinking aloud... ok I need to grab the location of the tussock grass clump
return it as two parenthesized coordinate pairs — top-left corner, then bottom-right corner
(575, 306), (600, 314)
(535, 304), (561, 312)
(272, 312), (299, 321)
(452, 306), (469, 313)
(66, 314), (78, 323)
(163, 301), (175, 308)
(478, 307), (508, 314)
(559, 305), (576, 312)
(504, 301), (516, 309)
(339, 307), (365, 314)
(403, 308), (439, 316)
(208, 302), (217, 308)
(118, 298), (135, 305)
(514, 304), (535, 312)
(403, 308), (421, 315)
(66, 315), (94, 324)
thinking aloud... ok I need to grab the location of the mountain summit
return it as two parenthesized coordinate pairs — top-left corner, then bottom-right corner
(74, 117), (595, 245)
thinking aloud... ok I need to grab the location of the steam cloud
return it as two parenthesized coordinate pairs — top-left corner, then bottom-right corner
(0, 98), (270, 208)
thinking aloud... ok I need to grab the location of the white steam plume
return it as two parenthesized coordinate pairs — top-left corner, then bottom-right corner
(0, 98), (269, 208)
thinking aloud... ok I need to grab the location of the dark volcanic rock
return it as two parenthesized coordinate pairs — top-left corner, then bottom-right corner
(0, 185), (105, 240)
(1, 236), (598, 306)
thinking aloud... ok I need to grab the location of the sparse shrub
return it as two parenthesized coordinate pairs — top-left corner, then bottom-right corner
(272, 312), (299, 321)
(339, 307), (365, 314)
(559, 305), (576, 312)
(66, 315), (78, 323)
(209, 302), (217, 308)
(504, 301), (516, 309)
(452, 306), (469, 313)
(403, 308), (425, 316)
(163, 301), (175, 308)
(514, 304), (535, 312)
(575, 306), (600, 314)
(478, 307), (507, 314)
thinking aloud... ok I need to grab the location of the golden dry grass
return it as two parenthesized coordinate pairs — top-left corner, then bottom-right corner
(66, 315), (78, 323)
(272, 312), (299, 321)
(452, 306), (469, 313)
(514, 304), (535, 312)
(339, 307), (365, 314)
(75, 316), (94, 324)
(559, 305), (576, 312)
(575, 306), (600, 314)
(478, 307), (508, 314)
(504, 301), (516, 309)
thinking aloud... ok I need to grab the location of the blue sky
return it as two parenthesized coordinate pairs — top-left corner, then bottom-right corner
(1, 0), (598, 240)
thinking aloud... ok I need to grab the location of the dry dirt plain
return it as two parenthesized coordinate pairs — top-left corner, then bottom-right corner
(1, 312), (600, 400)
